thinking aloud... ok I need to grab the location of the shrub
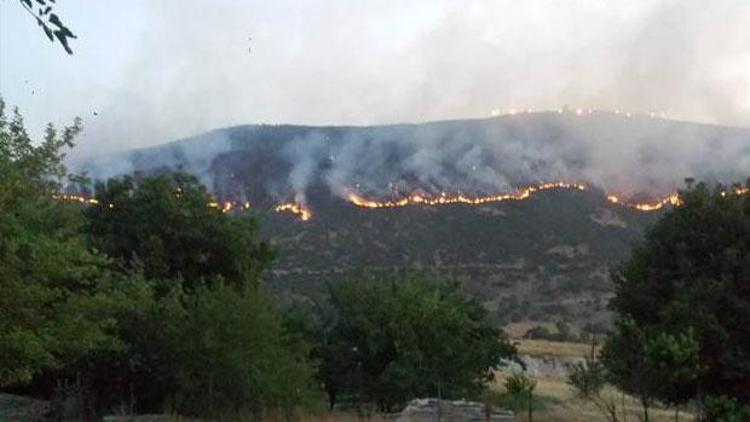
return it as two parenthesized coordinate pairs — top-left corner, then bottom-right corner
(703, 395), (750, 422)
(566, 344), (606, 398)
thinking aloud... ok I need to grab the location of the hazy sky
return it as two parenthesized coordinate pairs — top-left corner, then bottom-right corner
(1, 0), (749, 154)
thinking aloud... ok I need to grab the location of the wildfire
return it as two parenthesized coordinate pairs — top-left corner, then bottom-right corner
(54, 194), (100, 206)
(273, 202), (312, 221)
(606, 193), (681, 211)
(348, 182), (587, 209)
(54, 181), (749, 222)
(490, 106), (667, 120)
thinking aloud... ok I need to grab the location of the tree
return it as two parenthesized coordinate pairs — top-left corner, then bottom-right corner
(170, 283), (322, 418)
(0, 99), (319, 419)
(17, 0), (77, 54)
(601, 318), (702, 422)
(567, 342), (606, 399)
(83, 173), (274, 290)
(0, 98), (118, 387)
(605, 182), (750, 409)
(312, 274), (516, 412)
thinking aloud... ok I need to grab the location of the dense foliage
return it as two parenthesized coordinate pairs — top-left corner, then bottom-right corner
(305, 274), (516, 412)
(84, 173), (274, 289)
(0, 99), (114, 386)
(0, 101), (317, 418)
(603, 182), (750, 418)
(1, 100), (515, 419)
(171, 283), (321, 417)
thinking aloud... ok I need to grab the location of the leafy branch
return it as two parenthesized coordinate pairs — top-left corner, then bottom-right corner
(18, 0), (77, 55)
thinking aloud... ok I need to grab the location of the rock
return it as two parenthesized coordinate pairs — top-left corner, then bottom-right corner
(394, 398), (515, 421)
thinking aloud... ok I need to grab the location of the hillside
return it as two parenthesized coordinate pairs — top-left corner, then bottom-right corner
(260, 186), (658, 325)
(76, 111), (750, 325)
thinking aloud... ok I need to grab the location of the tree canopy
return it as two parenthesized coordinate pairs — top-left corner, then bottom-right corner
(604, 182), (750, 412)
(0, 99), (318, 418)
(0, 98), (114, 386)
(84, 173), (274, 290)
(306, 274), (516, 412)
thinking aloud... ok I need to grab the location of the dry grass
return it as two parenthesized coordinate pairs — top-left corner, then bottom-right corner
(513, 339), (596, 358)
(493, 335), (697, 421)
(296, 411), (390, 421)
(494, 371), (696, 421)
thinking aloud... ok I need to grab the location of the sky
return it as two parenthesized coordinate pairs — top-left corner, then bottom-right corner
(1, 0), (750, 156)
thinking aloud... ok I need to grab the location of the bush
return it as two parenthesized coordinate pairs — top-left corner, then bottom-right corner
(503, 372), (538, 420)
(703, 395), (750, 422)
(504, 372), (537, 396)
(522, 321), (577, 342)
(566, 345), (606, 398)
(523, 326), (553, 340)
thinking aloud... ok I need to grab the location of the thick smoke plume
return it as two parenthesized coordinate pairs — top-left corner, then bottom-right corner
(66, 0), (750, 159)
(64, 1), (750, 203)
(79, 112), (750, 205)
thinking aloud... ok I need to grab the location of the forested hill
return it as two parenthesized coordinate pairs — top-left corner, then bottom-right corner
(79, 111), (750, 210)
(75, 112), (750, 324)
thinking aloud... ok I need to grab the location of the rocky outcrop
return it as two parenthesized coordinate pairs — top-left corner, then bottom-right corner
(504, 354), (586, 378)
(393, 398), (515, 421)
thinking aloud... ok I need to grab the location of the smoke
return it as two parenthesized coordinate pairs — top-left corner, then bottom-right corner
(65, 1), (750, 203)
(78, 112), (750, 205)
(78, 129), (235, 190)
(65, 0), (750, 160)
(284, 132), (328, 204)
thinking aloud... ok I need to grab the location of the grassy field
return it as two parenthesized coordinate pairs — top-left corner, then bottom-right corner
(490, 374), (696, 422)
(494, 326), (697, 422)
(514, 338), (595, 358)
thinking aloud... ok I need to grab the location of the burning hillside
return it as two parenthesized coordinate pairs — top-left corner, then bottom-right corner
(74, 111), (749, 221)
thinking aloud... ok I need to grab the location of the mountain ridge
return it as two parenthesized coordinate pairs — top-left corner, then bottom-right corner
(74, 111), (750, 326)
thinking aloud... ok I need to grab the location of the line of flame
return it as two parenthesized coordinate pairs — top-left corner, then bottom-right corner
(273, 202), (312, 221)
(606, 193), (681, 211)
(347, 183), (750, 213)
(54, 183), (749, 222)
(348, 182), (586, 208)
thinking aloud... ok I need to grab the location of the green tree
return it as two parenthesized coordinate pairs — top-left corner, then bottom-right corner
(170, 283), (322, 418)
(567, 343), (606, 399)
(0, 98), (119, 386)
(601, 317), (702, 422)
(84, 173), (274, 290)
(0, 99), (318, 419)
(61, 271), (186, 417)
(313, 274), (516, 412)
(606, 182), (750, 406)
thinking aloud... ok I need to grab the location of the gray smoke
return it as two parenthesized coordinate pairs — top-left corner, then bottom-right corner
(78, 112), (750, 204)
(67, 0), (750, 203)
(69, 0), (750, 160)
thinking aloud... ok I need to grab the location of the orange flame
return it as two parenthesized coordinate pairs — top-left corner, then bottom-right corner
(348, 182), (586, 209)
(273, 202), (312, 221)
(606, 193), (681, 211)
(54, 181), (749, 222)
